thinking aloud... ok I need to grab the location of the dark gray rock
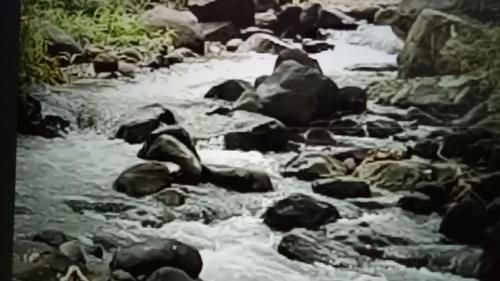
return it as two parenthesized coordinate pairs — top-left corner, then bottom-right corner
(398, 193), (437, 215)
(283, 151), (347, 181)
(203, 164), (274, 192)
(32, 229), (71, 247)
(113, 162), (172, 197)
(440, 200), (488, 243)
(146, 267), (194, 281)
(274, 48), (322, 73)
(336, 86), (367, 115)
(312, 178), (371, 199)
(45, 25), (83, 56)
(303, 40), (335, 53)
(188, 0), (255, 28)
(201, 22), (240, 44)
(205, 79), (253, 102)
(236, 33), (297, 54)
(366, 119), (403, 139)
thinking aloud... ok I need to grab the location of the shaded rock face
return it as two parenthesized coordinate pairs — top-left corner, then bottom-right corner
(45, 25), (83, 57)
(116, 104), (176, 144)
(236, 33), (297, 54)
(398, 9), (482, 78)
(263, 194), (340, 231)
(141, 6), (204, 54)
(204, 79), (253, 102)
(200, 22), (240, 44)
(146, 267), (194, 281)
(336, 86), (367, 115)
(283, 151), (347, 181)
(440, 200), (488, 244)
(137, 135), (203, 183)
(109, 239), (202, 279)
(113, 162), (172, 197)
(254, 60), (339, 125)
(203, 164), (273, 192)
(274, 49), (323, 74)
(224, 111), (289, 152)
(188, 0), (255, 28)
(312, 178), (371, 199)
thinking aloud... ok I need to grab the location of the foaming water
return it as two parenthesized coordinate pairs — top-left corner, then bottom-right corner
(15, 33), (477, 281)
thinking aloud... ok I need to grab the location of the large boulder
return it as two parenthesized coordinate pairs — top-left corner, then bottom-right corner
(188, 0), (255, 28)
(140, 125), (199, 160)
(440, 200), (488, 243)
(141, 6), (204, 54)
(312, 177), (371, 199)
(236, 33), (297, 54)
(263, 194), (340, 231)
(274, 49), (322, 73)
(205, 79), (253, 102)
(203, 164), (274, 192)
(45, 25), (83, 56)
(282, 151), (347, 181)
(115, 104), (176, 144)
(110, 239), (202, 279)
(200, 22), (240, 44)
(252, 60), (339, 125)
(113, 162), (172, 197)
(223, 111), (289, 152)
(398, 9), (483, 78)
(137, 135), (203, 183)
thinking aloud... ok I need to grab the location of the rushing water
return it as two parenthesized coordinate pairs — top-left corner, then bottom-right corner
(14, 31), (479, 281)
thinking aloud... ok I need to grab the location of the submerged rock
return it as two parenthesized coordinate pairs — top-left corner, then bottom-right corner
(312, 177), (371, 199)
(113, 162), (172, 197)
(263, 194), (340, 231)
(203, 164), (273, 192)
(110, 239), (202, 279)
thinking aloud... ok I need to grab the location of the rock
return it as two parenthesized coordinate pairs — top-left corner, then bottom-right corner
(255, 10), (278, 31)
(254, 75), (269, 88)
(226, 38), (243, 52)
(113, 162), (172, 197)
(240, 26), (274, 40)
(137, 135), (203, 183)
(345, 62), (398, 72)
(329, 119), (365, 137)
(59, 241), (86, 265)
(32, 230), (71, 247)
(232, 90), (263, 112)
(223, 111), (288, 152)
(440, 200), (488, 243)
(153, 188), (187, 207)
(274, 48), (322, 73)
(142, 125), (198, 159)
(254, 60), (339, 125)
(115, 104), (176, 144)
(254, 0), (279, 13)
(336, 86), (367, 115)
(93, 53), (119, 73)
(263, 194), (340, 231)
(141, 6), (204, 54)
(479, 220), (500, 281)
(200, 22), (240, 44)
(237, 33), (297, 54)
(302, 40), (335, 53)
(312, 177), (371, 199)
(45, 25), (83, 56)
(203, 164), (273, 192)
(109, 239), (202, 279)
(204, 79), (253, 101)
(283, 151), (347, 181)
(111, 270), (136, 281)
(188, 0), (255, 28)
(486, 197), (500, 226)
(473, 172), (500, 205)
(119, 47), (144, 63)
(366, 119), (403, 139)
(398, 9), (482, 78)
(301, 128), (336, 145)
(118, 61), (137, 78)
(146, 267), (194, 281)
(398, 193), (437, 215)
(64, 199), (135, 215)
(415, 182), (450, 206)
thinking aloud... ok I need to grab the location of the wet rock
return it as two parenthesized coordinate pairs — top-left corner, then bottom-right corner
(283, 151), (347, 181)
(115, 104), (176, 144)
(399, 9), (483, 78)
(254, 75), (269, 88)
(140, 125), (199, 160)
(204, 79), (253, 102)
(146, 267), (195, 281)
(141, 6), (204, 54)
(415, 182), (450, 206)
(345, 62), (398, 72)
(118, 61), (137, 78)
(200, 22), (240, 44)
(223, 111), (288, 152)
(203, 164), (273, 193)
(33, 230), (71, 247)
(45, 25), (83, 56)
(113, 162), (172, 197)
(336, 86), (367, 115)
(275, 5), (302, 35)
(17, 95), (69, 138)
(312, 177), (371, 199)
(302, 40), (334, 53)
(232, 90), (263, 112)
(236, 33), (297, 54)
(253, 60), (339, 125)
(440, 200), (488, 243)
(473, 171), (500, 205)
(226, 38), (243, 52)
(119, 47), (144, 63)
(263, 194), (340, 231)
(137, 135), (203, 183)
(188, 0), (255, 28)
(479, 221), (500, 281)
(353, 160), (425, 191)
(64, 200), (135, 214)
(111, 270), (136, 281)
(254, 0), (279, 13)
(59, 241), (86, 265)
(366, 119), (403, 139)
(328, 119), (365, 137)
(301, 128), (336, 145)
(274, 48), (322, 73)
(440, 128), (495, 160)
(412, 139), (440, 160)
(109, 239), (202, 279)
(240, 26), (274, 40)
(93, 53), (119, 74)
(398, 193), (437, 215)
(153, 188), (187, 207)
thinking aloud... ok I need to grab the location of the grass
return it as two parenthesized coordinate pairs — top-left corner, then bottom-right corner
(19, 0), (177, 85)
